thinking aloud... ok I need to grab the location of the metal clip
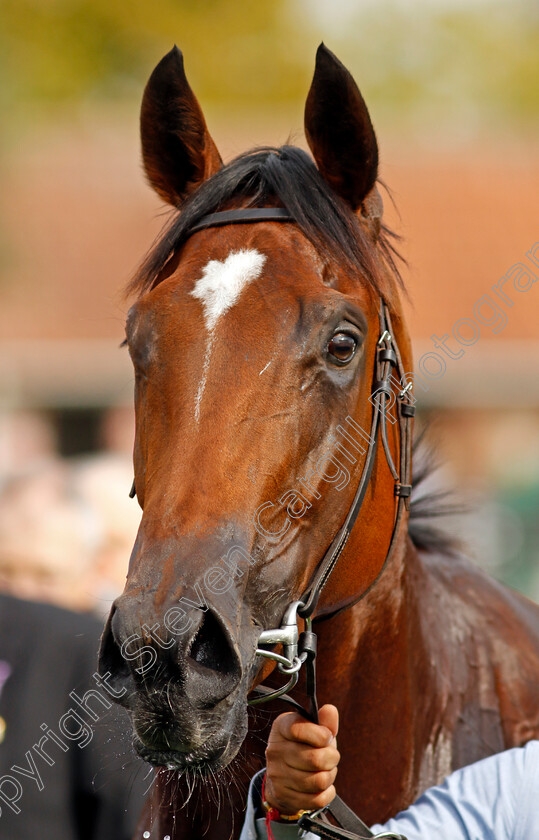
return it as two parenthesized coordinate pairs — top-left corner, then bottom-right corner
(377, 330), (391, 346)
(249, 601), (307, 706)
(254, 600), (306, 674)
(400, 381), (413, 397)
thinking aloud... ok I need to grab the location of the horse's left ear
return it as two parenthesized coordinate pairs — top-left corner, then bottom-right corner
(140, 46), (223, 206)
(305, 44), (379, 218)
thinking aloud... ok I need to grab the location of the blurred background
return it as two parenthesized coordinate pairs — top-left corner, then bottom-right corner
(0, 0), (537, 612)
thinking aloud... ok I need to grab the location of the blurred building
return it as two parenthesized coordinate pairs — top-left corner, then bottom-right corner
(0, 0), (537, 600)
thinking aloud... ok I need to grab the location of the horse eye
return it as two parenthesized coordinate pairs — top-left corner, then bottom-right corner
(327, 332), (358, 364)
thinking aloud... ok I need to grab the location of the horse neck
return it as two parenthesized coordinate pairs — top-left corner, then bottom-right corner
(314, 533), (433, 807)
(316, 530), (415, 675)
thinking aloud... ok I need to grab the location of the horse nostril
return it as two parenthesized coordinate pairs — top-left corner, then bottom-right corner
(186, 610), (241, 705)
(97, 607), (133, 703)
(189, 610), (237, 677)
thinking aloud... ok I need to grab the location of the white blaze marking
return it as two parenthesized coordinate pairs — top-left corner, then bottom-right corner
(194, 336), (215, 422)
(190, 249), (267, 420)
(191, 249), (266, 331)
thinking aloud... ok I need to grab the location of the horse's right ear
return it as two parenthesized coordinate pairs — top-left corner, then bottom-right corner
(140, 46), (222, 206)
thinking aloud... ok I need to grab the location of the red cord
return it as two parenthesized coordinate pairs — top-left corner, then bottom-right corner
(262, 773), (281, 840)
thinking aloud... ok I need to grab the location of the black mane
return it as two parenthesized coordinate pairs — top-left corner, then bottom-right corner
(409, 430), (465, 557)
(129, 145), (402, 297)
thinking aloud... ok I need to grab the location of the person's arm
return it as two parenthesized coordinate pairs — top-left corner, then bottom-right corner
(239, 704), (539, 840)
(369, 739), (538, 840)
(239, 705), (339, 840)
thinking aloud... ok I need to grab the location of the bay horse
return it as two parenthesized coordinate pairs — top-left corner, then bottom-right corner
(98, 44), (539, 839)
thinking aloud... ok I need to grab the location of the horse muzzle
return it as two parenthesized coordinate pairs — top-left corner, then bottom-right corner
(97, 591), (265, 770)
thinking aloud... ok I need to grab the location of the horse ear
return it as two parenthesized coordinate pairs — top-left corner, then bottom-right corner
(140, 46), (222, 206)
(305, 44), (379, 212)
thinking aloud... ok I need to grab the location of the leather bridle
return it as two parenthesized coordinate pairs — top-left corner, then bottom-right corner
(248, 294), (415, 725)
(186, 208), (415, 700)
(183, 203), (415, 682)
(155, 206), (413, 840)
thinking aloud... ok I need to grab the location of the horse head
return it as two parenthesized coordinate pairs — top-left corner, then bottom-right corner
(98, 44), (414, 773)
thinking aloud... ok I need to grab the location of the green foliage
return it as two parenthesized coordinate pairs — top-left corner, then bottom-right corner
(0, 0), (537, 131)
(294, 0), (539, 131)
(0, 0), (310, 116)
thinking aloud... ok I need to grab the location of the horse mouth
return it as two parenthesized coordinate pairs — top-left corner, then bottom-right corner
(133, 735), (228, 772)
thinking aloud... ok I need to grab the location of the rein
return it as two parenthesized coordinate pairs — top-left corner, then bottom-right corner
(184, 207), (412, 840)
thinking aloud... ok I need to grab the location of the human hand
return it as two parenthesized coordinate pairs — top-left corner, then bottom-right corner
(264, 704), (340, 816)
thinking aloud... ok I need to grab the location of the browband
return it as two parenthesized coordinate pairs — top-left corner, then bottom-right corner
(189, 207), (293, 234)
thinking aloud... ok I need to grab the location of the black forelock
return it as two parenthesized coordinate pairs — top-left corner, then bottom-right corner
(128, 145), (403, 297)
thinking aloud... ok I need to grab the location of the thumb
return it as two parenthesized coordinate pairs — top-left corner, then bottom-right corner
(318, 704), (339, 740)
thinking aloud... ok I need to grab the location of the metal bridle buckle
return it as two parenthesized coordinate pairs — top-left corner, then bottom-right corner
(255, 600), (305, 672)
(249, 601), (310, 705)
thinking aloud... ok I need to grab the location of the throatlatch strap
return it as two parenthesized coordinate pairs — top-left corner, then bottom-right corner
(297, 302), (415, 621)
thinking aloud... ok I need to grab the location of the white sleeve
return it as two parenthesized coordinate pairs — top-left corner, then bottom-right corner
(239, 742), (539, 840)
(370, 740), (539, 840)
(237, 769), (263, 840)
(238, 770), (321, 840)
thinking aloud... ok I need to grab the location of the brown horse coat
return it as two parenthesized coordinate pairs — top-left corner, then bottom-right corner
(97, 44), (539, 839)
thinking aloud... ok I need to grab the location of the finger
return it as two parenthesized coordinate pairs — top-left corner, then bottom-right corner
(276, 712), (335, 748)
(318, 704), (339, 739)
(267, 744), (340, 774)
(265, 776), (337, 814)
(274, 766), (338, 795)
